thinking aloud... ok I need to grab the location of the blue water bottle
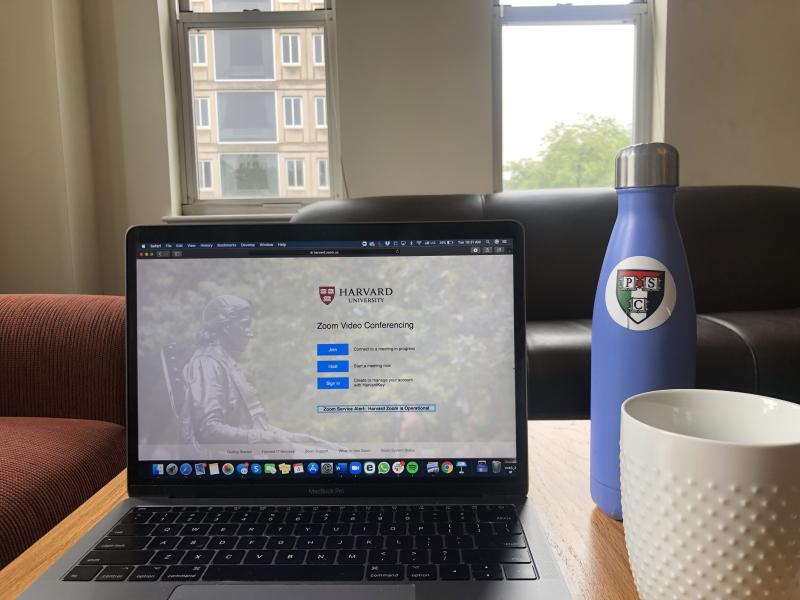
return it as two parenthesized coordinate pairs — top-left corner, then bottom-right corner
(590, 143), (696, 520)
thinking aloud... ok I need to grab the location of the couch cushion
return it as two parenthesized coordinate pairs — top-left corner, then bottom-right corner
(526, 316), (758, 419)
(703, 308), (800, 404)
(291, 194), (485, 223)
(0, 417), (126, 568)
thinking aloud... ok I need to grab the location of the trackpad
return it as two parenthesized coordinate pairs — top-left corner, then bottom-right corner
(169, 584), (415, 600)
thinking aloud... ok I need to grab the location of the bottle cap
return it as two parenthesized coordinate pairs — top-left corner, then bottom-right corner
(615, 142), (679, 189)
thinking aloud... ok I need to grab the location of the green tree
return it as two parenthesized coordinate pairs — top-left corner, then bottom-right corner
(504, 115), (630, 190)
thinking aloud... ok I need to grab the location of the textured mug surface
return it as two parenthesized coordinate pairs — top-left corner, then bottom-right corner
(621, 389), (800, 600)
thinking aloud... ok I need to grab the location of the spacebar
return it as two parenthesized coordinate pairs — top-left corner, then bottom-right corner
(203, 565), (364, 581)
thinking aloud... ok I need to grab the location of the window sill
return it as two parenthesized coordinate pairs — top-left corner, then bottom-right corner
(163, 213), (295, 224)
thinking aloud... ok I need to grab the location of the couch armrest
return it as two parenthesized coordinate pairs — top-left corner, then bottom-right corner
(0, 294), (125, 425)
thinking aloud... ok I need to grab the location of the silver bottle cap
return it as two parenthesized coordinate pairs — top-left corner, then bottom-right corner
(615, 142), (679, 189)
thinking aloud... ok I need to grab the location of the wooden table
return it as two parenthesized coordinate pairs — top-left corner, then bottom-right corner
(0, 420), (638, 599)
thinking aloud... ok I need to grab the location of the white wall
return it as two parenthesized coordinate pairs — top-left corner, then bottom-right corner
(662, 0), (800, 187)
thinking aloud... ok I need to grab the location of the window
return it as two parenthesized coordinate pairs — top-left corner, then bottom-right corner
(190, 33), (207, 65)
(315, 96), (327, 128)
(217, 91), (277, 143)
(313, 34), (325, 65)
(214, 29), (275, 80)
(501, 2), (650, 191)
(283, 96), (303, 128)
(286, 158), (305, 189)
(211, 0), (273, 10)
(198, 160), (213, 190)
(194, 97), (210, 128)
(281, 34), (300, 65)
(220, 154), (279, 197)
(317, 158), (329, 189)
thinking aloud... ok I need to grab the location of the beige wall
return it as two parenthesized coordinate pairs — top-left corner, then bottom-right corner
(662, 0), (800, 186)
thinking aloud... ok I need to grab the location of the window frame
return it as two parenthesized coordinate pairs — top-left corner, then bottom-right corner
(283, 95), (303, 128)
(197, 159), (214, 190)
(280, 33), (301, 66)
(497, 2), (653, 190)
(317, 157), (329, 190)
(194, 96), (210, 129)
(189, 32), (207, 66)
(314, 95), (327, 129)
(286, 157), (305, 189)
(216, 89), (279, 144)
(173, 4), (339, 216)
(312, 33), (325, 66)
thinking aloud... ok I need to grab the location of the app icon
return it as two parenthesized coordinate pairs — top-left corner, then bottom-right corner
(179, 463), (193, 476)
(476, 460), (488, 474)
(236, 463), (249, 475)
(250, 463), (263, 475)
(378, 461), (391, 474)
(406, 461), (419, 475)
(363, 461), (376, 475)
(426, 461), (439, 474)
(441, 461), (454, 474)
(293, 462), (304, 474)
(278, 463), (291, 475)
(166, 463), (178, 476)
(152, 464), (164, 476)
(307, 462), (319, 475)
(264, 463), (277, 475)
(335, 462), (348, 474)
(208, 463), (220, 476)
(194, 463), (206, 476)
(492, 460), (502, 474)
(392, 461), (405, 474)
(349, 462), (362, 475)
(321, 462), (334, 474)
(222, 463), (235, 476)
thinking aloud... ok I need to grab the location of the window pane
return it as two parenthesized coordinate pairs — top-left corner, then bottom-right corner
(315, 96), (326, 127)
(281, 34), (300, 64)
(313, 34), (324, 65)
(220, 154), (278, 197)
(287, 159), (304, 188)
(218, 91), (277, 142)
(190, 34), (206, 65)
(198, 160), (213, 189)
(318, 158), (328, 188)
(284, 96), (302, 127)
(509, 0), (633, 5)
(203, 0), (273, 11)
(194, 97), (210, 127)
(214, 29), (274, 80)
(502, 24), (633, 190)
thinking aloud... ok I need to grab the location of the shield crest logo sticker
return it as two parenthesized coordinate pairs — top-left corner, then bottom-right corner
(616, 270), (665, 323)
(605, 256), (677, 331)
(319, 286), (335, 305)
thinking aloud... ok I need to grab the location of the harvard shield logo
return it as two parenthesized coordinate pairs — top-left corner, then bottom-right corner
(616, 270), (665, 324)
(319, 286), (335, 305)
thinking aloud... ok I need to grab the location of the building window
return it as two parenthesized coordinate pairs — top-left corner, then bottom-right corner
(281, 34), (301, 66)
(283, 96), (303, 128)
(198, 160), (213, 190)
(217, 91), (277, 143)
(287, 158), (305, 189)
(317, 158), (329, 189)
(501, 3), (650, 191)
(214, 29), (275, 80)
(220, 153), (279, 197)
(194, 97), (210, 128)
(190, 33), (207, 65)
(315, 96), (327, 128)
(211, 0), (273, 10)
(313, 34), (324, 65)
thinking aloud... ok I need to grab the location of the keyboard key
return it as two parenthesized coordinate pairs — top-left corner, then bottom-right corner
(182, 524), (210, 536)
(128, 566), (165, 582)
(475, 533), (526, 549)
(354, 535), (382, 549)
(182, 550), (214, 565)
(80, 550), (154, 565)
(385, 536), (413, 549)
(294, 524), (322, 536)
(63, 565), (101, 581)
(162, 565), (205, 582)
(151, 550), (185, 565)
(444, 535), (474, 549)
(430, 549), (460, 564)
(243, 550), (275, 564)
(237, 536), (267, 550)
(147, 537), (179, 550)
(471, 563), (503, 580)
(437, 522), (465, 536)
(202, 565), (364, 581)
(351, 523), (378, 536)
(380, 523), (406, 535)
(108, 523), (154, 537)
(368, 550), (397, 565)
(94, 536), (150, 550)
(203, 512), (230, 524)
(95, 565), (133, 581)
(208, 524), (238, 536)
(297, 536), (324, 549)
(266, 524), (294, 535)
(266, 536), (295, 550)
(213, 550), (245, 565)
(503, 563), (538, 580)
(415, 535), (443, 549)
(440, 564), (470, 580)
(410, 523), (436, 535)
(337, 550), (367, 564)
(274, 550), (306, 564)
(366, 564), (403, 581)
(462, 549), (531, 564)
(325, 536), (354, 550)
(407, 565), (437, 581)
(322, 523), (350, 536)
(152, 524), (183, 536)
(207, 536), (237, 550)
(306, 550), (336, 565)
(238, 524), (266, 536)
(231, 511), (259, 524)
(399, 549), (428, 565)
(177, 536), (209, 550)
(465, 523), (494, 536)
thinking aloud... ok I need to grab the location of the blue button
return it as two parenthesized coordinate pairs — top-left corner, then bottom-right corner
(349, 462), (362, 475)
(317, 360), (349, 373)
(317, 377), (349, 390)
(317, 344), (349, 356)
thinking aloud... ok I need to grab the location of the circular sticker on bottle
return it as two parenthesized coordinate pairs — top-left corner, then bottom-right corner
(604, 256), (676, 331)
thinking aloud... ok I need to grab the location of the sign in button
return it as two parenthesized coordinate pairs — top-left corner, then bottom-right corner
(318, 360), (349, 373)
(317, 377), (349, 390)
(317, 343), (349, 356)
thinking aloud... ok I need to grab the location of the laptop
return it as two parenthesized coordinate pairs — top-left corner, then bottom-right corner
(23, 221), (571, 599)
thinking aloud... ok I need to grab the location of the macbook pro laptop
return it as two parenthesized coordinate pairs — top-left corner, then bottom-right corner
(23, 221), (571, 599)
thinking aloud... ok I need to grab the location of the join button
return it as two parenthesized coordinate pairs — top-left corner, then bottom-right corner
(317, 343), (349, 356)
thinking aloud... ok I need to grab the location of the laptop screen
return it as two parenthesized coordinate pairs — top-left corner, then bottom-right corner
(131, 227), (522, 486)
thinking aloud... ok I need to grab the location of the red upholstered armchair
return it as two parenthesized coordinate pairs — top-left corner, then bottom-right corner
(0, 295), (127, 568)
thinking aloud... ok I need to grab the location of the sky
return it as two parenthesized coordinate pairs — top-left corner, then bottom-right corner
(502, 22), (635, 165)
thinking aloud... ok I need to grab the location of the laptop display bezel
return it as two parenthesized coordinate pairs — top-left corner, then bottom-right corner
(126, 221), (529, 498)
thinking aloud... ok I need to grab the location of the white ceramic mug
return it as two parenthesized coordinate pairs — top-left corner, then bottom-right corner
(620, 389), (800, 600)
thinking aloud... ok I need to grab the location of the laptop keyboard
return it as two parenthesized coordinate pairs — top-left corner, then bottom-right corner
(64, 504), (538, 583)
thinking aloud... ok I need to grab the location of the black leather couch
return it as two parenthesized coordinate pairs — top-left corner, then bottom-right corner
(292, 187), (800, 418)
